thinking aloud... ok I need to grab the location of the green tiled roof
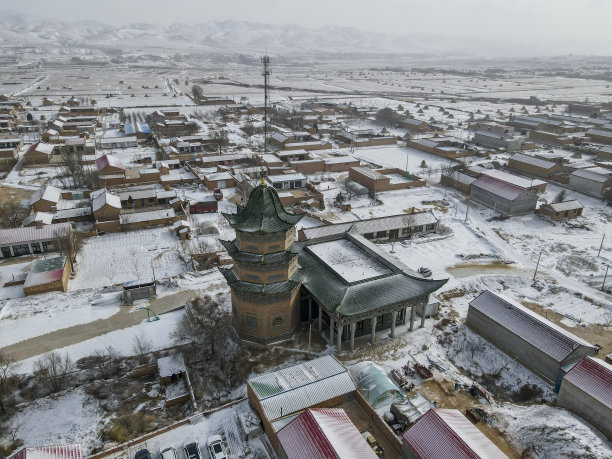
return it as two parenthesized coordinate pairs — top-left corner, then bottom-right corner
(298, 238), (447, 318)
(219, 266), (300, 294)
(222, 184), (303, 233)
(220, 239), (304, 264)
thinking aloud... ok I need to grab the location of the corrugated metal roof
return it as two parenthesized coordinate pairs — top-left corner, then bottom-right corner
(248, 355), (355, 421)
(482, 169), (546, 190)
(0, 222), (71, 246)
(402, 409), (508, 459)
(277, 408), (378, 459)
(471, 175), (531, 201)
(9, 444), (83, 459)
(571, 168), (611, 182)
(349, 361), (405, 408)
(547, 200), (583, 212)
(469, 290), (595, 363)
(510, 153), (557, 170)
(562, 357), (612, 409)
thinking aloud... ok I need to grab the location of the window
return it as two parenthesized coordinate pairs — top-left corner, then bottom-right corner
(272, 317), (283, 328)
(12, 244), (30, 256)
(412, 225), (423, 233)
(148, 198), (155, 203)
(246, 245), (258, 251)
(356, 321), (363, 332)
(376, 315), (384, 326)
(425, 224), (435, 231)
(31, 242), (41, 254)
(376, 231), (387, 238)
(246, 314), (258, 328)
(269, 244), (281, 251)
(268, 274), (284, 281)
(364, 233), (374, 239)
(396, 309), (405, 324)
(273, 182), (282, 190)
(401, 228), (409, 235)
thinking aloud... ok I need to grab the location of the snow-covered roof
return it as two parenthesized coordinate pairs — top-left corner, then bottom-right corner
(301, 212), (438, 240)
(28, 142), (55, 155)
(30, 185), (62, 206)
(276, 149), (308, 158)
(157, 354), (186, 378)
(562, 357), (612, 409)
(570, 168), (612, 182)
(325, 155), (358, 165)
(277, 409), (378, 459)
(266, 173), (307, 183)
(248, 355), (355, 422)
(24, 256), (67, 289)
(91, 189), (121, 212)
(546, 200), (584, 212)
(482, 169), (546, 190)
(22, 212), (53, 227)
(471, 175), (531, 201)
(205, 171), (233, 181)
(510, 153), (558, 170)
(119, 208), (176, 225)
(402, 409), (508, 459)
(95, 154), (125, 172)
(0, 222), (71, 246)
(469, 290), (595, 363)
(445, 171), (477, 185)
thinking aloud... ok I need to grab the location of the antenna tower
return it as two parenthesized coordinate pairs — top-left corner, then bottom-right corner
(261, 55), (270, 153)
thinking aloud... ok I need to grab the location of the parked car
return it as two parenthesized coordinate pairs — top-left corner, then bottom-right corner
(134, 450), (152, 459)
(160, 446), (178, 459)
(183, 442), (201, 459)
(207, 435), (227, 459)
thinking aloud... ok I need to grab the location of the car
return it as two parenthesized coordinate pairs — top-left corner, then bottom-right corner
(134, 450), (152, 459)
(183, 442), (201, 459)
(207, 435), (227, 459)
(160, 446), (178, 459)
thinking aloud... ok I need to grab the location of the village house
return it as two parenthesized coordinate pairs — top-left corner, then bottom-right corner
(8, 444), (83, 459)
(30, 185), (62, 212)
(440, 170), (477, 194)
(265, 173), (307, 191)
(399, 117), (430, 133)
(507, 153), (564, 179)
(23, 142), (56, 164)
(348, 166), (425, 193)
(99, 136), (138, 150)
(480, 168), (548, 193)
(537, 200), (584, 220)
(467, 290), (597, 386)
(298, 211), (439, 242)
(406, 136), (473, 159)
(569, 167), (612, 198)
(23, 255), (71, 296)
(587, 128), (612, 145)
(470, 175), (538, 216)
(203, 171), (235, 190)
(402, 408), (508, 459)
(528, 130), (574, 146)
(335, 129), (397, 148)
(473, 130), (523, 151)
(557, 357), (612, 440)
(0, 222), (72, 258)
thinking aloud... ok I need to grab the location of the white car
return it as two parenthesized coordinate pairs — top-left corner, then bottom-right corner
(207, 435), (226, 459)
(160, 446), (177, 459)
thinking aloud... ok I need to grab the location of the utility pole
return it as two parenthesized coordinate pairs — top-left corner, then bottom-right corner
(261, 55), (270, 153)
(598, 233), (605, 257)
(533, 250), (543, 281)
(602, 265), (609, 292)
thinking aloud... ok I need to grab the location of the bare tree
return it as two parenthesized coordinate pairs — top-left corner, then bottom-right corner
(553, 189), (567, 203)
(0, 201), (29, 228)
(91, 346), (119, 379)
(191, 84), (203, 100)
(132, 334), (152, 364)
(54, 227), (82, 266)
(171, 295), (231, 358)
(129, 249), (143, 282)
(0, 352), (18, 414)
(33, 351), (74, 393)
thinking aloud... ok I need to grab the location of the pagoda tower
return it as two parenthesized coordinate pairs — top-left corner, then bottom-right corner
(219, 182), (304, 346)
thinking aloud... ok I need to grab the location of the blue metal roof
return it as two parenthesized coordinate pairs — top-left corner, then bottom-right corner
(137, 122), (151, 134)
(124, 122), (135, 135)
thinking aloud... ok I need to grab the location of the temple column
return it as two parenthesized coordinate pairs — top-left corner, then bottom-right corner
(371, 317), (377, 345)
(336, 323), (342, 352)
(329, 318), (334, 344)
(420, 302), (427, 328)
(350, 322), (356, 351)
(410, 305), (416, 331)
(391, 311), (397, 338)
(308, 297), (312, 322)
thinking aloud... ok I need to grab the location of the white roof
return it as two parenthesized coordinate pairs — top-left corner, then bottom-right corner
(266, 173), (307, 183)
(91, 189), (121, 212)
(0, 222), (71, 246)
(30, 185), (62, 206)
(119, 208), (176, 225)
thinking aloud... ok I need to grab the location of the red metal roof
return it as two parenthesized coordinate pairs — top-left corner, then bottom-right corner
(402, 409), (507, 459)
(9, 444), (83, 459)
(95, 154), (125, 172)
(472, 174), (530, 201)
(563, 357), (612, 409)
(277, 408), (377, 459)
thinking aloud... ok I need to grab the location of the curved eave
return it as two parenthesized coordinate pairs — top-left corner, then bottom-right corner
(220, 239), (305, 264)
(219, 266), (301, 295)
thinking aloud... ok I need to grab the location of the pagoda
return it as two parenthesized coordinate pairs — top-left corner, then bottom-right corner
(219, 181), (304, 345)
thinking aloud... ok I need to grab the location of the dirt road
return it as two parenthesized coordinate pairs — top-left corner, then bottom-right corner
(0, 289), (197, 362)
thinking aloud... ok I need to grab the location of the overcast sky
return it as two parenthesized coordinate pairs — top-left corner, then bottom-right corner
(3, 0), (612, 55)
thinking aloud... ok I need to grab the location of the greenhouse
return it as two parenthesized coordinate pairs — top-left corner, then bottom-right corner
(349, 361), (405, 409)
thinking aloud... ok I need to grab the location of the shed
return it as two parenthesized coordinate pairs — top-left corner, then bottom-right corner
(538, 200), (584, 220)
(470, 175), (538, 216)
(467, 290), (597, 385)
(569, 168), (612, 197)
(402, 409), (508, 459)
(23, 256), (71, 296)
(557, 357), (612, 440)
(277, 408), (378, 459)
(157, 353), (187, 385)
(349, 361), (405, 409)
